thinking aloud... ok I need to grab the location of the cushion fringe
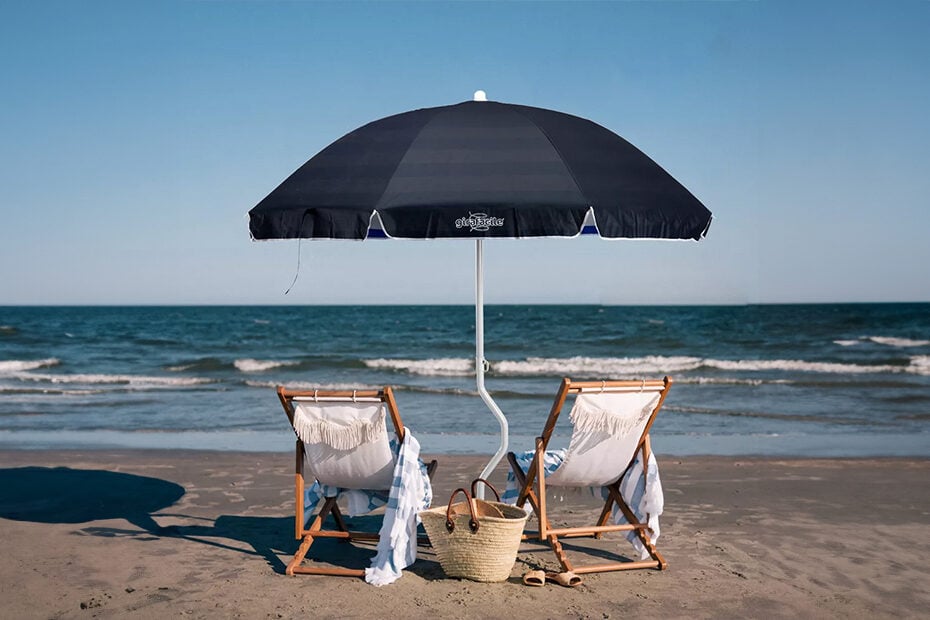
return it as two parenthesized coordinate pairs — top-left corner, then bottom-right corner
(294, 408), (387, 450)
(569, 394), (658, 438)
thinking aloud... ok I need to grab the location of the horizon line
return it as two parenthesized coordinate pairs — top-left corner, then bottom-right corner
(2, 300), (928, 309)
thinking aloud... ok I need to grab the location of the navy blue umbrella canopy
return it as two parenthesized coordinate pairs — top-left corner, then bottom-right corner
(248, 99), (712, 241)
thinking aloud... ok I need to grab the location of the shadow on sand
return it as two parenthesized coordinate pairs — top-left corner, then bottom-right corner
(0, 466), (455, 576)
(0, 466), (299, 574)
(0, 466), (184, 531)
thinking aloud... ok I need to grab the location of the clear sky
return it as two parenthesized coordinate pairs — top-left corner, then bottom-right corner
(1, 1), (928, 305)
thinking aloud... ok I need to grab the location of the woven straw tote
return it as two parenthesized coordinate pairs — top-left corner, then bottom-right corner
(420, 479), (528, 582)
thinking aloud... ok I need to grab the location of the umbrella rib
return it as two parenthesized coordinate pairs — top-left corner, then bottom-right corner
(369, 111), (443, 216)
(508, 106), (592, 216)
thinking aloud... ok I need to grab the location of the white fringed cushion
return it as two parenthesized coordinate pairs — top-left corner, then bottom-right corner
(546, 391), (660, 488)
(293, 406), (386, 450)
(293, 401), (394, 490)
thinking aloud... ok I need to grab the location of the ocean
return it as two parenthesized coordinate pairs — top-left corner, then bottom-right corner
(1, 304), (928, 456)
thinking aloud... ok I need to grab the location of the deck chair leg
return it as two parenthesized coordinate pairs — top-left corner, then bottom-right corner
(418, 463), (438, 546)
(535, 440), (554, 539)
(287, 497), (336, 575)
(548, 534), (574, 573)
(508, 451), (534, 508)
(286, 532), (315, 575)
(594, 495), (615, 539)
(606, 484), (667, 570)
(286, 496), (368, 578)
(508, 451), (548, 541)
(330, 502), (348, 531)
(517, 485), (547, 538)
(507, 452), (528, 500)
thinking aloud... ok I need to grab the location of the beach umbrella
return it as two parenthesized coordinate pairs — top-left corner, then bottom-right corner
(249, 91), (712, 490)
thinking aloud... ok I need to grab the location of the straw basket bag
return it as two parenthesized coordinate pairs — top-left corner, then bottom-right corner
(420, 478), (528, 582)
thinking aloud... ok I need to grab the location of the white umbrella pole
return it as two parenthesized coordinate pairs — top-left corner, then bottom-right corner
(475, 239), (508, 499)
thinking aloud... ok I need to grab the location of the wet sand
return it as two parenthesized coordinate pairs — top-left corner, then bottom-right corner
(1, 450), (928, 619)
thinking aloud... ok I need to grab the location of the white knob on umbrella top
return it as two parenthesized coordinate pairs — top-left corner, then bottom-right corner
(473, 90), (488, 102)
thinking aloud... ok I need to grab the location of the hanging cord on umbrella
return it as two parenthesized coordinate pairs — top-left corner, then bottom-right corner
(284, 238), (303, 295)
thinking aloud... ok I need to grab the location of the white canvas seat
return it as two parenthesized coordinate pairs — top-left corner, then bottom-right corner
(507, 377), (672, 575)
(277, 386), (437, 579)
(292, 398), (395, 490)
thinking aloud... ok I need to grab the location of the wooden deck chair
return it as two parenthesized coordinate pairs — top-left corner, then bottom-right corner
(507, 376), (672, 575)
(277, 386), (437, 577)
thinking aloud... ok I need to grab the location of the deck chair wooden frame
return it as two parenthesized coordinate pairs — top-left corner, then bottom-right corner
(277, 386), (437, 578)
(507, 376), (672, 575)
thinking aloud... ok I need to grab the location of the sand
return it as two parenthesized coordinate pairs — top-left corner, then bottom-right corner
(1, 450), (928, 619)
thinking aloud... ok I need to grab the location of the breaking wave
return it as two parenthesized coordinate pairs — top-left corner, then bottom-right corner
(675, 377), (788, 386)
(11, 372), (211, 387)
(244, 380), (382, 391)
(495, 356), (702, 376)
(0, 358), (61, 373)
(867, 336), (930, 348)
(703, 359), (899, 374)
(910, 356), (930, 373)
(234, 358), (300, 373)
(0, 387), (107, 396)
(362, 355), (930, 377)
(833, 336), (930, 348)
(364, 358), (474, 376)
(245, 379), (519, 399)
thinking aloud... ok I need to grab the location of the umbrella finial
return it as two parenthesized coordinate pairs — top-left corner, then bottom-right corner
(473, 90), (488, 102)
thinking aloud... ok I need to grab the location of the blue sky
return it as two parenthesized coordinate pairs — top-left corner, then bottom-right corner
(1, 1), (928, 305)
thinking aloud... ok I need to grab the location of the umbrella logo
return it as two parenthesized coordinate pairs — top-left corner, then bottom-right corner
(455, 213), (505, 232)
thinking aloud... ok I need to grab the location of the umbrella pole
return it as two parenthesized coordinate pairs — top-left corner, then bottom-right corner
(475, 239), (509, 499)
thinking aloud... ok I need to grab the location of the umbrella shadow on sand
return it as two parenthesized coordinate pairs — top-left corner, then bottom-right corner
(0, 466), (296, 574)
(0, 466), (185, 531)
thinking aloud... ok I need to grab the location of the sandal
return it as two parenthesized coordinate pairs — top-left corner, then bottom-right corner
(522, 570), (546, 587)
(546, 571), (583, 587)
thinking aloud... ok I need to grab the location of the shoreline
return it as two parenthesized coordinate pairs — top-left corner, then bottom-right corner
(3, 447), (930, 462)
(2, 429), (928, 458)
(1, 450), (929, 618)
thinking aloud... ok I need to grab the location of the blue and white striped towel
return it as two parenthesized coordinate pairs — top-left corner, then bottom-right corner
(302, 432), (433, 585)
(503, 448), (662, 560)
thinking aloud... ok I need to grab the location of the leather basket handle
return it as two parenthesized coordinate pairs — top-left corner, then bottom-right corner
(470, 477), (501, 502)
(445, 488), (479, 533)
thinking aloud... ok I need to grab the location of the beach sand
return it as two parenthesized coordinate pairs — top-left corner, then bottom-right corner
(1, 450), (928, 619)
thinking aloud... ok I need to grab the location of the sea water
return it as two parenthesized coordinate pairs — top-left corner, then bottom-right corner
(0, 304), (927, 456)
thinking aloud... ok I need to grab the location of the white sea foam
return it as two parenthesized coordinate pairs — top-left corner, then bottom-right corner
(0, 387), (107, 396)
(366, 355), (703, 377)
(494, 356), (703, 376)
(166, 363), (196, 372)
(13, 372), (211, 387)
(363, 354), (930, 378)
(234, 359), (299, 373)
(833, 340), (860, 347)
(867, 336), (930, 348)
(909, 356), (930, 375)
(704, 358), (901, 374)
(0, 358), (60, 373)
(244, 380), (381, 391)
(364, 358), (474, 376)
(676, 377), (789, 386)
